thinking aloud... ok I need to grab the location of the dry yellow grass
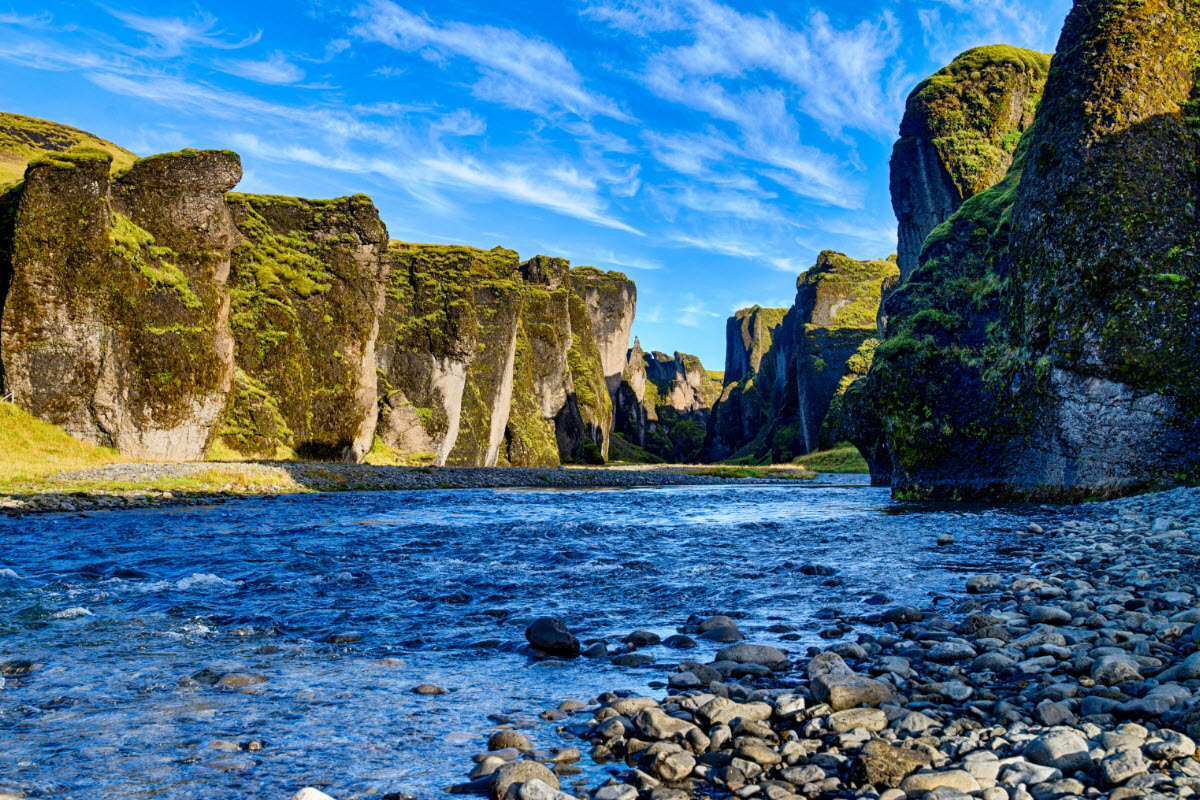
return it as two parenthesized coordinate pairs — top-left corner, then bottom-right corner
(0, 401), (123, 483)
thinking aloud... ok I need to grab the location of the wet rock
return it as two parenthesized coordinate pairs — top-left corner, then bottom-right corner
(490, 761), (560, 800)
(489, 731), (533, 752)
(0, 660), (34, 676)
(697, 615), (738, 632)
(696, 697), (772, 727)
(216, 673), (267, 689)
(882, 606), (924, 624)
(624, 631), (661, 647)
(715, 644), (789, 670)
(412, 684), (446, 695)
(612, 653), (655, 668)
(662, 635), (696, 649)
(1092, 654), (1144, 686)
(591, 785), (637, 800)
(291, 789), (338, 800)
(697, 626), (745, 643)
(937, 534), (955, 546)
(966, 575), (1002, 593)
(634, 708), (698, 740)
(1029, 606), (1073, 626)
(650, 750), (695, 783)
(582, 642), (608, 658)
(526, 618), (580, 658)
(517, 779), (574, 800)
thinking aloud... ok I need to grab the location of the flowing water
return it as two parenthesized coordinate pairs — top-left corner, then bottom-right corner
(0, 477), (1051, 799)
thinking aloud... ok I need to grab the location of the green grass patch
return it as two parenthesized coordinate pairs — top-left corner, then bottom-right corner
(793, 443), (870, 473)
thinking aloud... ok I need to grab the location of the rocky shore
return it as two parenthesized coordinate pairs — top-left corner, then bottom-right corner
(0, 463), (796, 516)
(426, 487), (1200, 800)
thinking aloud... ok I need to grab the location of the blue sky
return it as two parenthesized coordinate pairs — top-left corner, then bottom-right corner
(0, 0), (1070, 368)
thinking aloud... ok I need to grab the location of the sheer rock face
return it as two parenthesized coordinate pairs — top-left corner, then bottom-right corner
(0, 148), (241, 460)
(702, 253), (896, 464)
(891, 45), (1050, 286)
(1006, 0), (1200, 495)
(567, 266), (636, 400)
(861, 2), (1200, 500)
(614, 341), (719, 463)
(225, 194), (389, 463)
(376, 243), (521, 467)
(795, 252), (897, 455)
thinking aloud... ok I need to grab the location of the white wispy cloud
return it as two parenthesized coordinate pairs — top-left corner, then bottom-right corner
(219, 51), (305, 84)
(106, 8), (261, 57)
(917, 0), (1067, 63)
(677, 292), (721, 327)
(352, 1), (628, 120)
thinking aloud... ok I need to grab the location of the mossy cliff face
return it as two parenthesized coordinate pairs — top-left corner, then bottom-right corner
(376, 242), (520, 466)
(1007, 0), (1200, 493)
(795, 251), (898, 454)
(222, 193), (388, 463)
(614, 338), (719, 462)
(891, 45), (1050, 285)
(860, 2), (1200, 500)
(0, 148), (240, 460)
(567, 266), (636, 400)
(704, 306), (795, 463)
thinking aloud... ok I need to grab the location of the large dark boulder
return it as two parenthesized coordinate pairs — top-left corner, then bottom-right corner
(525, 617), (580, 658)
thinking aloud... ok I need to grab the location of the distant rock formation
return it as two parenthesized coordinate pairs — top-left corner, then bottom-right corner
(857, 2), (1200, 499)
(702, 252), (896, 464)
(567, 266), (637, 400)
(613, 339), (721, 463)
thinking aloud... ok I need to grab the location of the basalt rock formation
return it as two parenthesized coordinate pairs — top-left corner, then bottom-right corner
(567, 266), (636, 400)
(0, 116), (629, 467)
(222, 194), (389, 462)
(613, 339), (720, 463)
(890, 45), (1050, 287)
(702, 252), (896, 464)
(857, 1), (1200, 499)
(0, 148), (241, 460)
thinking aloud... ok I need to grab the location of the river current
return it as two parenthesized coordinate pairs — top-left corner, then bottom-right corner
(0, 477), (1050, 799)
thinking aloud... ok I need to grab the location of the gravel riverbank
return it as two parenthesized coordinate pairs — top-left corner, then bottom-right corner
(426, 487), (1200, 800)
(0, 463), (792, 516)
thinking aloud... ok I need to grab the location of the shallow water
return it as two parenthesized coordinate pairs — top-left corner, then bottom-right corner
(0, 477), (1048, 799)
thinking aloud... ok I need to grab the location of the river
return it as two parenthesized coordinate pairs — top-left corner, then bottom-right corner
(0, 476), (1049, 799)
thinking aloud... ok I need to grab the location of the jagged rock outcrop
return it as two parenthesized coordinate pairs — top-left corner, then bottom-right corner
(0, 148), (241, 460)
(613, 340), (720, 463)
(221, 194), (389, 463)
(567, 266), (636, 400)
(704, 307), (794, 462)
(860, 2), (1200, 499)
(891, 45), (1050, 285)
(703, 253), (896, 465)
(795, 252), (898, 454)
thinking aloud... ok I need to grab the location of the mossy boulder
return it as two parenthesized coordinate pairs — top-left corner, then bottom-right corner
(223, 193), (389, 462)
(0, 148), (241, 459)
(891, 45), (1050, 284)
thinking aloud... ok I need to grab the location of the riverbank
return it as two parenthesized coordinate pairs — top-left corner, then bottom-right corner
(439, 487), (1200, 800)
(0, 462), (816, 516)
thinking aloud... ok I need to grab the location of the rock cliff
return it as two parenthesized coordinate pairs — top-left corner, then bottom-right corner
(0, 118), (629, 468)
(1, 148), (241, 460)
(613, 340), (720, 463)
(891, 45), (1050, 286)
(567, 266), (636, 400)
(222, 194), (389, 462)
(859, 1), (1200, 499)
(702, 252), (895, 465)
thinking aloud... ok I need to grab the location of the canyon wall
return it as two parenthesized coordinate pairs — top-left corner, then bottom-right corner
(0, 122), (629, 467)
(612, 339), (721, 463)
(857, 1), (1200, 499)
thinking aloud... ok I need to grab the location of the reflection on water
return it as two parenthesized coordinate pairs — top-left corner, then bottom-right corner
(0, 477), (1045, 799)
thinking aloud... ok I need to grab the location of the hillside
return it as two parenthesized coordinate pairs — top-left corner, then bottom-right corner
(0, 112), (137, 185)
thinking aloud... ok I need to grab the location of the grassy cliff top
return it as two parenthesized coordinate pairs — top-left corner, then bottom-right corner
(388, 241), (521, 280)
(570, 265), (631, 283)
(0, 112), (137, 185)
(798, 251), (899, 330)
(914, 45), (1051, 100)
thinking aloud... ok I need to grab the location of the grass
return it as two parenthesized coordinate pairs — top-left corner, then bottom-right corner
(793, 443), (870, 474)
(0, 401), (298, 495)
